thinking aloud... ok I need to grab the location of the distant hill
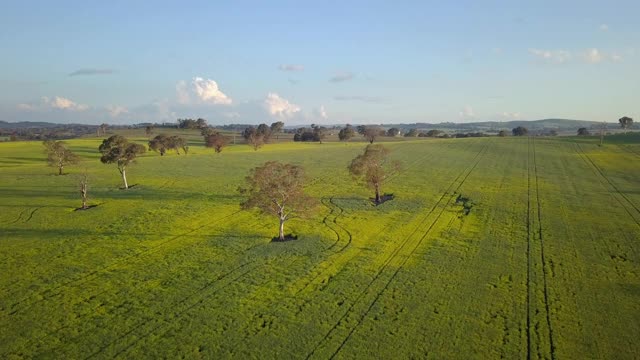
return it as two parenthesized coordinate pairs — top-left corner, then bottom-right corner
(393, 119), (605, 131)
(0, 121), (70, 129)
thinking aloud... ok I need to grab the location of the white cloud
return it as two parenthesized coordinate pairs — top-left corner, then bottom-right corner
(330, 72), (355, 82)
(500, 111), (521, 120)
(278, 64), (304, 71)
(599, 24), (609, 31)
(263, 93), (301, 119)
(459, 106), (475, 119)
(17, 96), (89, 112)
(314, 105), (328, 120)
(529, 48), (572, 64)
(176, 77), (232, 105)
(582, 48), (622, 63)
(16, 103), (35, 111)
(106, 105), (129, 117)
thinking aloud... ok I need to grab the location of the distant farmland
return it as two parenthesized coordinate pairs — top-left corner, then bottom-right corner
(1, 133), (639, 359)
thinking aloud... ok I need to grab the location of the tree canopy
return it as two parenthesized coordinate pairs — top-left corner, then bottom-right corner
(512, 126), (529, 136)
(577, 127), (590, 136)
(619, 116), (633, 129)
(348, 144), (401, 204)
(339, 125), (356, 141)
(238, 161), (316, 241)
(99, 135), (146, 189)
(205, 132), (229, 153)
(43, 140), (79, 175)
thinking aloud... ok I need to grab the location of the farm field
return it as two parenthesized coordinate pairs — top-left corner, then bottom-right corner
(1, 134), (639, 359)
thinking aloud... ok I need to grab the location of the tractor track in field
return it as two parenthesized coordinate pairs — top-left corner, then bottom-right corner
(574, 143), (640, 227)
(526, 138), (532, 360)
(617, 145), (640, 158)
(327, 198), (352, 252)
(1, 209), (244, 319)
(24, 206), (43, 222)
(305, 141), (490, 359)
(321, 197), (342, 250)
(531, 137), (556, 360)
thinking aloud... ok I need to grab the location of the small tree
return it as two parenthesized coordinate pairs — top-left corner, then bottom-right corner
(426, 129), (443, 137)
(79, 171), (89, 210)
(168, 135), (187, 155)
(205, 132), (229, 153)
(270, 121), (285, 140)
(363, 126), (382, 144)
(239, 161), (317, 241)
(99, 135), (146, 189)
(243, 127), (265, 151)
(348, 144), (401, 204)
(312, 124), (327, 143)
(497, 130), (508, 137)
(145, 125), (154, 138)
(404, 128), (418, 137)
(577, 127), (590, 136)
(148, 134), (170, 156)
(619, 116), (633, 130)
(201, 127), (217, 137)
(387, 128), (401, 137)
(512, 126), (529, 136)
(43, 140), (79, 175)
(339, 125), (356, 141)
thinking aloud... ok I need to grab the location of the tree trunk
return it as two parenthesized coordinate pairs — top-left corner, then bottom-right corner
(58, 165), (63, 175)
(121, 168), (128, 189)
(279, 218), (285, 241)
(375, 184), (381, 204)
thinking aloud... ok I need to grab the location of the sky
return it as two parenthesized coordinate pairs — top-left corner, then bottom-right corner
(0, 0), (638, 125)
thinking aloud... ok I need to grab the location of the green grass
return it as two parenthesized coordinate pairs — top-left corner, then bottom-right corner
(0, 134), (639, 359)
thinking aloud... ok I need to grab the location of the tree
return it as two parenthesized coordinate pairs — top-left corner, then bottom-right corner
(348, 144), (401, 204)
(426, 129), (443, 137)
(238, 161), (317, 241)
(338, 125), (356, 141)
(356, 125), (367, 135)
(205, 132), (229, 153)
(98, 135), (146, 189)
(257, 123), (272, 142)
(512, 126), (529, 136)
(79, 171), (89, 210)
(43, 140), (79, 175)
(497, 130), (508, 137)
(148, 134), (170, 156)
(145, 125), (154, 138)
(196, 118), (208, 129)
(97, 123), (108, 136)
(201, 127), (217, 137)
(243, 127), (265, 151)
(312, 124), (327, 143)
(270, 121), (285, 140)
(404, 128), (418, 137)
(168, 135), (187, 155)
(577, 127), (590, 136)
(619, 116), (634, 130)
(387, 128), (401, 137)
(363, 126), (383, 144)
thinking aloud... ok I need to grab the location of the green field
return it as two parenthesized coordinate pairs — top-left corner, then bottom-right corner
(1, 134), (639, 359)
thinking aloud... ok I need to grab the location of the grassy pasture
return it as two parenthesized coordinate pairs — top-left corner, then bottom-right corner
(0, 134), (639, 359)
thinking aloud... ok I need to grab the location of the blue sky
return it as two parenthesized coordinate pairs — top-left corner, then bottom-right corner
(1, 0), (638, 125)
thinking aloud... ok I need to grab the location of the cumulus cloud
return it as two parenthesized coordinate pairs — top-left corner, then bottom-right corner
(330, 72), (355, 82)
(68, 68), (115, 77)
(278, 64), (304, 71)
(582, 48), (622, 63)
(106, 105), (129, 117)
(528, 48), (572, 64)
(176, 77), (232, 105)
(500, 111), (521, 120)
(263, 93), (301, 119)
(314, 105), (328, 120)
(459, 106), (475, 119)
(334, 95), (384, 103)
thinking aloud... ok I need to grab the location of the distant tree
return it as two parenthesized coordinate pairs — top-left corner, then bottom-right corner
(348, 144), (401, 204)
(97, 123), (108, 136)
(619, 116), (633, 130)
(239, 161), (317, 241)
(363, 126), (383, 144)
(356, 125), (367, 135)
(426, 129), (443, 137)
(497, 130), (508, 137)
(145, 125), (154, 138)
(243, 127), (265, 151)
(512, 126), (529, 136)
(43, 140), (79, 175)
(205, 132), (229, 153)
(386, 128), (401, 137)
(168, 135), (187, 154)
(270, 121), (285, 139)
(577, 127), (590, 136)
(78, 171), (89, 210)
(404, 128), (418, 137)
(148, 134), (170, 156)
(196, 118), (208, 129)
(338, 125), (356, 141)
(257, 123), (272, 142)
(201, 127), (217, 137)
(177, 118), (199, 129)
(312, 124), (327, 143)
(98, 135), (146, 189)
